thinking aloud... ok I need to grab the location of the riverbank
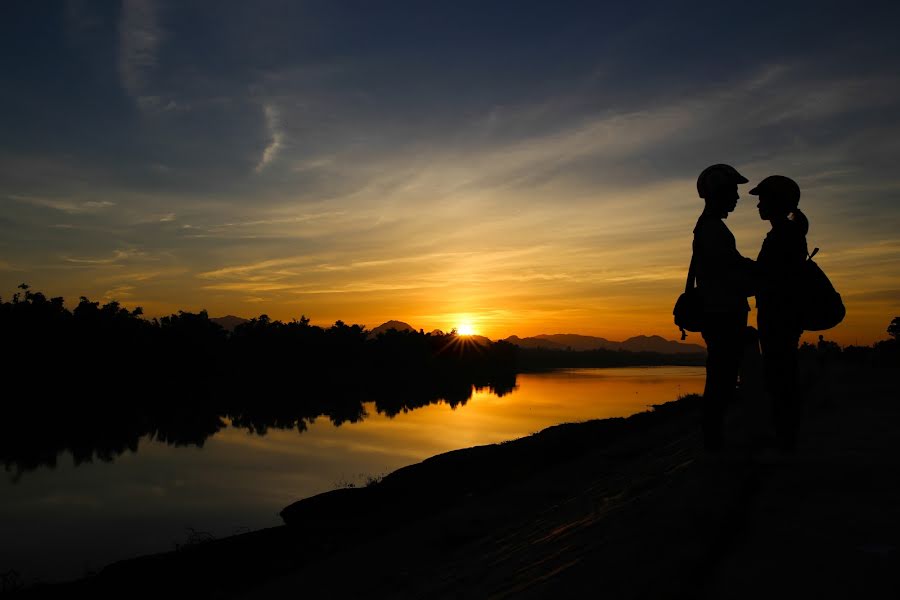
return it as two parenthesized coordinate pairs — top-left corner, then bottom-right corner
(21, 361), (898, 598)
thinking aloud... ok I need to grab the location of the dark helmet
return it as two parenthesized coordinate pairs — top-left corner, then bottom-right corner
(749, 175), (800, 207)
(697, 164), (749, 198)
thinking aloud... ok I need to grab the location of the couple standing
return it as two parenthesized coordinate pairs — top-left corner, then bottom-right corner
(694, 163), (808, 453)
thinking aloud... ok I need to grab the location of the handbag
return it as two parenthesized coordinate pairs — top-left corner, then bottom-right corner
(673, 253), (704, 339)
(800, 247), (845, 331)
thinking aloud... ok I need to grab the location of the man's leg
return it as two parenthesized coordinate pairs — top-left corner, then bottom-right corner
(702, 312), (747, 451)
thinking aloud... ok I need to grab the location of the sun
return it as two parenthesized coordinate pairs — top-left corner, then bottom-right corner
(456, 323), (476, 336)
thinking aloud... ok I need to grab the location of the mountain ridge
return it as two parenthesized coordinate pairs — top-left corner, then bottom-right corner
(209, 315), (250, 331)
(210, 317), (705, 354)
(502, 333), (704, 354)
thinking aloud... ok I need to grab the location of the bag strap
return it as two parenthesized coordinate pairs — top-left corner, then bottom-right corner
(684, 252), (696, 293)
(680, 250), (697, 340)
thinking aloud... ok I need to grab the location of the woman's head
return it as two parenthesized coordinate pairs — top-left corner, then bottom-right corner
(750, 175), (800, 221)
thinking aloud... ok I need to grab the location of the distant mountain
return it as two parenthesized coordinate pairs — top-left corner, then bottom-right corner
(369, 320), (417, 338)
(467, 334), (493, 346)
(210, 315), (250, 331)
(504, 333), (704, 355)
(209, 316), (703, 354)
(619, 335), (705, 354)
(504, 335), (567, 350)
(534, 334), (616, 351)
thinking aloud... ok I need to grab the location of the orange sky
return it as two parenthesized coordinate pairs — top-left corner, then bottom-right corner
(5, 171), (894, 347)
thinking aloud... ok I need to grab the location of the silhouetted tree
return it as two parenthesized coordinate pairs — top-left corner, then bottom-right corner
(888, 317), (900, 340)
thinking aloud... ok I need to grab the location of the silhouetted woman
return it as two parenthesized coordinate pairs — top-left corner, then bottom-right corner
(750, 175), (808, 452)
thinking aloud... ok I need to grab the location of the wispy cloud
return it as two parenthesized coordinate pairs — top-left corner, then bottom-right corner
(255, 104), (284, 173)
(103, 284), (136, 299)
(200, 282), (308, 293)
(8, 195), (115, 214)
(198, 256), (319, 280)
(213, 211), (348, 230)
(62, 248), (155, 265)
(118, 0), (161, 100)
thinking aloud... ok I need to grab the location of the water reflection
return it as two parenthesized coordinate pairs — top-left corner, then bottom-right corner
(2, 372), (517, 481)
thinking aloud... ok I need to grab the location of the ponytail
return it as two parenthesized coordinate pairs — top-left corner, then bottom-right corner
(790, 207), (809, 235)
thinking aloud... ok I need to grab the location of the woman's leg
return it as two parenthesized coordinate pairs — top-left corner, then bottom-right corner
(760, 327), (802, 451)
(701, 312), (748, 450)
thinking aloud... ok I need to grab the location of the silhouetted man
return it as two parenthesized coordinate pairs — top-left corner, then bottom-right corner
(694, 164), (755, 450)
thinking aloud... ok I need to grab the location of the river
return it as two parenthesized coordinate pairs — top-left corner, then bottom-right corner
(0, 366), (705, 586)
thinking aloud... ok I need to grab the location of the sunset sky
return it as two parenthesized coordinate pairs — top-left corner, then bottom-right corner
(2, 1), (898, 345)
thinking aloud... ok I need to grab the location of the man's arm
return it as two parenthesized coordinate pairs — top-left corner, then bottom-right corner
(695, 222), (756, 297)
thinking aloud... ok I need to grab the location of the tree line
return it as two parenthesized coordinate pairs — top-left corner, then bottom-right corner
(0, 284), (518, 398)
(0, 285), (519, 478)
(798, 318), (899, 367)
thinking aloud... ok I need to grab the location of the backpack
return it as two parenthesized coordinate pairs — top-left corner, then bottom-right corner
(800, 247), (845, 331)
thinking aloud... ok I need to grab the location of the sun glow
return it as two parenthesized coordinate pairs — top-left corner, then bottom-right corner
(456, 323), (476, 336)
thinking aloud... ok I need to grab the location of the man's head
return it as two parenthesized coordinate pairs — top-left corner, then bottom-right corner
(697, 164), (748, 218)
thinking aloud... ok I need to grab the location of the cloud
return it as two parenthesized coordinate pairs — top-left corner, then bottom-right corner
(118, 0), (161, 99)
(200, 282), (308, 293)
(103, 284), (136, 299)
(65, 0), (104, 37)
(844, 289), (900, 304)
(197, 257), (318, 280)
(255, 104), (284, 173)
(213, 211), (348, 230)
(8, 195), (116, 214)
(97, 268), (186, 283)
(62, 248), (155, 265)
(253, 62), (876, 221)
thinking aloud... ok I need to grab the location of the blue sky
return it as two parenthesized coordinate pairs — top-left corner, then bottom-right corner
(2, 0), (899, 343)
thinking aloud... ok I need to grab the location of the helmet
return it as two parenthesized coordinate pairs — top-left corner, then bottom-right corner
(749, 175), (800, 207)
(697, 164), (749, 198)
